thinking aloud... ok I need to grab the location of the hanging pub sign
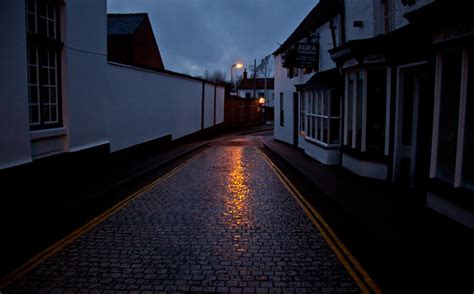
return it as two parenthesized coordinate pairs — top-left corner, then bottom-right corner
(282, 37), (319, 69)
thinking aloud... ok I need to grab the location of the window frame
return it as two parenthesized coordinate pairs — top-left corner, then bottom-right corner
(430, 47), (472, 190)
(26, 0), (63, 130)
(303, 89), (341, 147)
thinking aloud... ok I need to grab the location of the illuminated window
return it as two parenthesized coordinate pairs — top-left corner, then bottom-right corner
(26, 0), (62, 130)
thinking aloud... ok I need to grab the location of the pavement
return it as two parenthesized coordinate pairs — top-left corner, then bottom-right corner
(262, 138), (474, 293)
(2, 130), (363, 293)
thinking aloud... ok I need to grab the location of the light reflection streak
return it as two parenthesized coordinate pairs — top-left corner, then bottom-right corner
(225, 147), (252, 230)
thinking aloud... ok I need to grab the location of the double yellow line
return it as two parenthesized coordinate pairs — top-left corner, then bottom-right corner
(0, 151), (202, 289)
(257, 148), (382, 294)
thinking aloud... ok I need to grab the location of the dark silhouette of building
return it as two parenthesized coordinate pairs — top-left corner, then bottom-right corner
(107, 13), (164, 70)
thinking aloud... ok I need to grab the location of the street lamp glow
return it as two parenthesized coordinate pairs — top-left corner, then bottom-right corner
(231, 63), (244, 92)
(258, 97), (265, 104)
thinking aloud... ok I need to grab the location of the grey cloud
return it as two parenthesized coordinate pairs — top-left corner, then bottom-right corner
(107, 0), (317, 76)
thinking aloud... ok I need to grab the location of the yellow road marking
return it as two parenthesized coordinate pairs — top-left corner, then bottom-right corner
(0, 149), (205, 289)
(257, 148), (382, 294)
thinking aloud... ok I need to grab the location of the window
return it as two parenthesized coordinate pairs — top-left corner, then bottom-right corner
(300, 93), (306, 132)
(344, 70), (386, 154)
(245, 92), (251, 99)
(280, 92), (284, 127)
(431, 48), (474, 191)
(26, 0), (62, 130)
(258, 92), (265, 98)
(304, 89), (341, 146)
(462, 48), (474, 190)
(436, 50), (462, 183)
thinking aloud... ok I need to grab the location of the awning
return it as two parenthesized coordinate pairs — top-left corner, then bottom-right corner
(295, 68), (342, 92)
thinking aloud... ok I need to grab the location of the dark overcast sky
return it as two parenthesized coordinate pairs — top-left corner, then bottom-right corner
(107, 0), (317, 78)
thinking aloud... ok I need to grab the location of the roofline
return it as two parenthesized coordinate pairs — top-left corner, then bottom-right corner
(273, 0), (343, 56)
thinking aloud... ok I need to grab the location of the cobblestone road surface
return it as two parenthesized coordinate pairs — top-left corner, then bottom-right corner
(5, 141), (359, 293)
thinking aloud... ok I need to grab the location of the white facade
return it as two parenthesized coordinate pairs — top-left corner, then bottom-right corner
(0, 1), (31, 169)
(0, 0), (225, 170)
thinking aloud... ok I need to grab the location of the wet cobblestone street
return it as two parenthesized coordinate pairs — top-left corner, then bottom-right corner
(5, 142), (359, 293)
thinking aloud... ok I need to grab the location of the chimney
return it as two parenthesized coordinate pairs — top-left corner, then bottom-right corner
(243, 68), (248, 80)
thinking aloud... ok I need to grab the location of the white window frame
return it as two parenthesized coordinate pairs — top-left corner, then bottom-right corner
(304, 89), (341, 147)
(344, 70), (368, 151)
(430, 48), (471, 188)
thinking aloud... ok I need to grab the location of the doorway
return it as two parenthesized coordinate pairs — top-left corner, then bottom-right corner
(393, 63), (433, 188)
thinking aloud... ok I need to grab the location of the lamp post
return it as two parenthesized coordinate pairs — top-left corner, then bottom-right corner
(259, 96), (266, 125)
(230, 63), (243, 93)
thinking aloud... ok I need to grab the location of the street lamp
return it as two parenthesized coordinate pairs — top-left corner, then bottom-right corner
(259, 96), (266, 125)
(231, 63), (243, 93)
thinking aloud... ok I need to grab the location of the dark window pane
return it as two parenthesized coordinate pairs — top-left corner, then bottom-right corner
(27, 14), (36, 33)
(50, 87), (56, 103)
(356, 73), (364, 150)
(28, 46), (37, 65)
(40, 67), (48, 85)
(322, 118), (328, 143)
(40, 86), (48, 103)
(51, 105), (57, 122)
(30, 105), (39, 124)
(463, 49), (474, 190)
(29, 86), (38, 103)
(402, 71), (414, 145)
(29, 65), (37, 84)
(27, 0), (36, 12)
(437, 50), (462, 183)
(49, 68), (56, 85)
(330, 91), (340, 117)
(347, 78), (354, 146)
(367, 69), (387, 154)
(48, 20), (55, 38)
(48, 1), (55, 20)
(330, 119), (340, 145)
(42, 104), (50, 122)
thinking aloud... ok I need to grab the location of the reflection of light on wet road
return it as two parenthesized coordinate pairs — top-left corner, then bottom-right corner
(224, 148), (251, 229)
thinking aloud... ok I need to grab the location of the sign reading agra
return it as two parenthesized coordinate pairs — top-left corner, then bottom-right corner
(282, 38), (319, 69)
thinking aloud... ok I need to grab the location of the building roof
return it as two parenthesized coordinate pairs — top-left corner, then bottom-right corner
(273, 0), (343, 56)
(107, 13), (147, 35)
(239, 78), (274, 90)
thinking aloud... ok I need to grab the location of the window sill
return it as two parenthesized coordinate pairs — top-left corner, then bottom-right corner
(304, 137), (340, 150)
(428, 178), (474, 211)
(341, 146), (387, 163)
(31, 127), (67, 141)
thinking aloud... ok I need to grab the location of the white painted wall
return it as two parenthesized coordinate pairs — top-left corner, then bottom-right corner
(216, 86), (225, 124)
(64, 0), (109, 152)
(106, 63), (224, 152)
(204, 83), (215, 129)
(316, 22), (337, 72)
(345, 0), (375, 41)
(0, 1), (32, 169)
(274, 55), (314, 144)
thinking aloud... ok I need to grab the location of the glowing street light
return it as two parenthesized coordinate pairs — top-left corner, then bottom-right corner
(231, 63), (244, 92)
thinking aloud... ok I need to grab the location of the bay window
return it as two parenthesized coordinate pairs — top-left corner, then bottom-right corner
(303, 89), (341, 146)
(432, 47), (474, 191)
(344, 69), (387, 156)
